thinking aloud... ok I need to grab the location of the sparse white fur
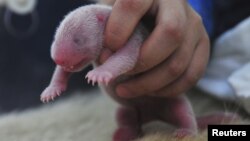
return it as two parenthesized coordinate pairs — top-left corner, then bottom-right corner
(40, 4), (239, 140)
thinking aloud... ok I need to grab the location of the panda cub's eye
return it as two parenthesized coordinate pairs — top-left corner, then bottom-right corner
(73, 38), (81, 45)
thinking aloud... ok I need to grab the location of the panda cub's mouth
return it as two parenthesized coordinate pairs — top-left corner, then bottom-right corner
(62, 58), (89, 72)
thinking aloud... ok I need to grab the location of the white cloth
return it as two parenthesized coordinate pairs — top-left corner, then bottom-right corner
(229, 63), (250, 113)
(197, 16), (250, 112)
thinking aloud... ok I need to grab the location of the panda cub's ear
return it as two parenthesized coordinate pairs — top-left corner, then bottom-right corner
(96, 13), (106, 23)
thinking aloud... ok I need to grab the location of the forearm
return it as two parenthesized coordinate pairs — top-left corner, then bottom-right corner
(40, 66), (72, 102)
(50, 66), (71, 86)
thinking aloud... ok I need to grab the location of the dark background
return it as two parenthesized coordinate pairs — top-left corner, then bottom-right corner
(213, 0), (250, 39)
(0, 0), (249, 113)
(0, 0), (95, 113)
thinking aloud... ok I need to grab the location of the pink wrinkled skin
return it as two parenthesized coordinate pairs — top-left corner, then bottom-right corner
(40, 4), (239, 141)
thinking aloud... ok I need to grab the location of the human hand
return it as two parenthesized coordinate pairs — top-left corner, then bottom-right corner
(99, 0), (210, 98)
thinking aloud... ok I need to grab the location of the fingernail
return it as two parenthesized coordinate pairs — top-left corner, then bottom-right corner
(116, 85), (134, 98)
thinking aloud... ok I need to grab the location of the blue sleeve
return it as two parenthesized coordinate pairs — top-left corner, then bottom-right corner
(188, 0), (214, 37)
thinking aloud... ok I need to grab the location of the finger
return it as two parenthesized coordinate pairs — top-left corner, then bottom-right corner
(116, 30), (199, 98)
(129, 1), (187, 74)
(155, 34), (210, 97)
(104, 0), (153, 51)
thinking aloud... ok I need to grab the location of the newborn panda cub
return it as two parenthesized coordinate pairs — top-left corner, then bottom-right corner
(40, 4), (238, 141)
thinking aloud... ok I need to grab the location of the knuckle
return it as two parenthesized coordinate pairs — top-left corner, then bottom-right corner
(193, 13), (203, 26)
(203, 33), (210, 46)
(184, 72), (200, 86)
(132, 58), (150, 74)
(159, 21), (183, 40)
(118, 0), (144, 12)
(189, 9), (204, 33)
(168, 60), (184, 76)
